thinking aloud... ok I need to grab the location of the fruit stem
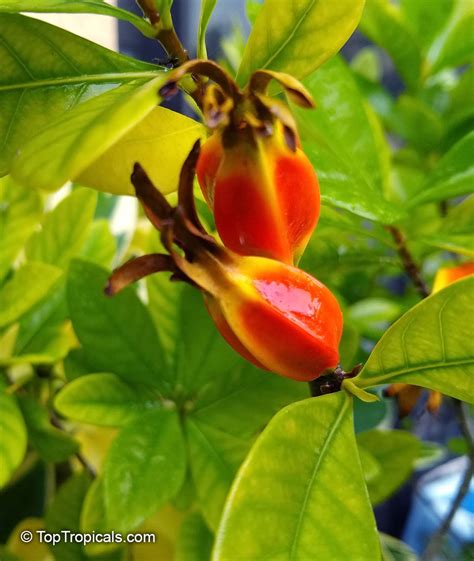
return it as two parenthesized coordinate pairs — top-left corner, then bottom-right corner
(308, 364), (362, 397)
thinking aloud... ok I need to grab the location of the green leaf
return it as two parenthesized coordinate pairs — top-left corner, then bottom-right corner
(0, 390), (27, 488)
(186, 418), (250, 531)
(79, 219), (116, 268)
(427, 0), (474, 74)
(348, 298), (403, 339)
(198, 0), (218, 58)
(354, 395), (387, 433)
(357, 430), (420, 505)
(0, 0), (155, 37)
(355, 276), (474, 402)
(381, 534), (419, 561)
(0, 13), (159, 178)
(55, 373), (162, 427)
(45, 471), (91, 561)
(77, 107), (204, 196)
(294, 57), (401, 223)
(213, 393), (381, 561)
(26, 188), (97, 268)
(176, 512), (213, 561)
(401, 0), (454, 54)
(12, 74), (168, 194)
(360, 0), (422, 91)
(388, 95), (443, 153)
(103, 408), (186, 532)
(236, 0), (365, 86)
(18, 395), (79, 463)
(0, 176), (41, 282)
(67, 260), (168, 391)
(0, 262), (62, 328)
(7, 281), (70, 365)
(408, 131), (474, 206)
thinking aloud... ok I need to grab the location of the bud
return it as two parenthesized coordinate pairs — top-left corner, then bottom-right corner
(160, 61), (320, 264)
(106, 142), (342, 382)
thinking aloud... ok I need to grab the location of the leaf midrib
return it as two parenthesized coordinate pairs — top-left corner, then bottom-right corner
(357, 357), (474, 388)
(0, 71), (160, 92)
(289, 397), (348, 560)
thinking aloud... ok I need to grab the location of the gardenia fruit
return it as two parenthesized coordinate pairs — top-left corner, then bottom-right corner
(160, 61), (320, 265)
(106, 142), (342, 382)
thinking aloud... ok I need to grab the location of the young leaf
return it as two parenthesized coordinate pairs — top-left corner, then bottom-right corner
(357, 430), (420, 505)
(176, 512), (213, 561)
(55, 373), (162, 427)
(294, 57), (402, 223)
(77, 107), (204, 196)
(18, 395), (79, 463)
(0, 0), (155, 37)
(103, 408), (186, 532)
(0, 262), (62, 328)
(12, 76), (167, 194)
(408, 131), (474, 207)
(213, 394), (381, 561)
(67, 260), (169, 392)
(360, 0), (422, 91)
(0, 13), (159, 178)
(354, 276), (474, 402)
(380, 533), (419, 561)
(0, 391), (27, 488)
(198, 0), (218, 58)
(0, 176), (41, 282)
(26, 188), (97, 268)
(236, 0), (365, 86)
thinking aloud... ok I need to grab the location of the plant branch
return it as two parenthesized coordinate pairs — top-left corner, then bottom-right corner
(422, 400), (474, 561)
(386, 225), (430, 298)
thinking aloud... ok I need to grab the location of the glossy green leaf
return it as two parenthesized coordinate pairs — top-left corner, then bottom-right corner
(408, 131), (474, 206)
(12, 74), (168, 193)
(294, 57), (401, 223)
(26, 188), (97, 267)
(0, 176), (41, 282)
(0, 262), (62, 328)
(198, 0), (218, 58)
(18, 395), (79, 463)
(45, 471), (91, 561)
(187, 418), (250, 531)
(79, 219), (116, 267)
(360, 0), (422, 91)
(213, 393), (380, 561)
(78, 107), (204, 196)
(7, 281), (70, 365)
(104, 408), (186, 532)
(427, 0), (474, 73)
(0, 1), (154, 36)
(357, 430), (420, 505)
(0, 391), (27, 488)
(355, 276), (474, 402)
(67, 260), (168, 391)
(176, 512), (213, 561)
(0, 13), (159, 178)
(381, 534), (419, 561)
(348, 298), (403, 339)
(354, 395), (387, 433)
(236, 0), (365, 86)
(55, 373), (162, 427)
(81, 476), (108, 534)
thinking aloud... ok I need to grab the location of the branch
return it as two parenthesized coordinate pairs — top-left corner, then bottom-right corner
(422, 400), (474, 560)
(386, 225), (430, 298)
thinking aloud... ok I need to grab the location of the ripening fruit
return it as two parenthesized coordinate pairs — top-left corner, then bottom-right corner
(107, 141), (342, 383)
(203, 256), (342, 381)
(432, 261), (474, 293)
(161, 60), (320, 264)
(196, 123), (320, 264)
